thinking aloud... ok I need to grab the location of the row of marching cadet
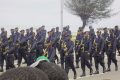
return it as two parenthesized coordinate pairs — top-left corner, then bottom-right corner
(0, 25), (120, 79)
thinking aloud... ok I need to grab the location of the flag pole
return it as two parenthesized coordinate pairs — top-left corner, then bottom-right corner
(60, 0), (63, 31)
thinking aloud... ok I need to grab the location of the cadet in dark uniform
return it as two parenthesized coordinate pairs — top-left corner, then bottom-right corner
(89, 26), (96, 66)
(93, 31), (106, 74)
(55, 27), (61, 64)
(0, 30), (8, 72)
(117, 34), (120, 57)
(27, 32), (37, 66)
(14, 27), (20, 60)
(106, 29), (118, 71)
(114, 26), (120, 56)
(10, 29), (16, 59)
(50, 28), (58, 63)
(64, 35), (77, 79)
(80, 32), (93, 77)
(18, 30), (28, 67)
(5, 36), (15, 70)
(102, 28), (109, 59)
(36, 26), (46, 58)
(75, 28), (83, 68)
(60, 27), (67, 68)
(45, 31), (56, 63)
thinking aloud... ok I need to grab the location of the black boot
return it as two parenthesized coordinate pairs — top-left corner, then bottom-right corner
(61, 64), (64, 69)
(103, 67), (106, 73)
(94, 70), (99, 74)
(18, 64), (21, 67)
(115, 65), (118, 71)
(106, 68), (111, 72)
(90, 68), (93, 75)
(80, 72), (86, 77)
(0, 68), (3, 72)
(76, 63), (79, 68)
(74, 74), (77, 79)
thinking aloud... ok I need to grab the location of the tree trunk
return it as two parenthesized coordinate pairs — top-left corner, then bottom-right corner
(82, 19), (87, 30)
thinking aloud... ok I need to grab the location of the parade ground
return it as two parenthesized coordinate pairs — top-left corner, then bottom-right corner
(67, 55), (120, 80)
(0, 54), (120, 80)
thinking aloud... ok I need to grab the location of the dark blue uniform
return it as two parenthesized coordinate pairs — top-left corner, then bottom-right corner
(93, 32), (106, 74)
(75, 30), (83, 68)
(106, 30), (118, 71)
(102, 30), (109, 58)
(27, 33), (37, 66)
(18, 32), (28, 67)
(60, 27), (71, 68)
(89, 28), (96, 65)
(80, 35), (93, 77)
(117, 35), (120, 56)
(36, 29), (46, 58)
(0, 44), (5, 72)
(60, 28), (66, 68)
(114, 26), (120, 56)
(6, 39), (15, 70)
(51, 29), (60, 64)
(64, 38), (77, 79)
(14, 31), (20, 60)
(0, 31), (8, 72)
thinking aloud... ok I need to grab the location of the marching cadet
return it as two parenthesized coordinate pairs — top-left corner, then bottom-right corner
(45, 31), (56, 63)
(80, 32), (93, 77)
(114, 26), (120, 56)
(64, 35), (77, 79)
(117, 34), (120, 57)
(51, 28), (59, 64)
(0, 42), (3, 72)
(75, 28), (83, 68)
(10, 29), (16, 59)
(89, 26), (96, 66)
(36, 28), (42, 58)
(93, 31), (106, 74)
(5, 36), (15, 70)
(14, 27), (20, 60)
(60, 27), (68, 68)
(36, 26), (46, 58)
(0, 31), (8, 72)
(27, 32), (37, 66)
(18, 30), (28, 67)
(55, 27), (61, 64)
(102, 28), (109, 59)
(106, 29), (118, 72)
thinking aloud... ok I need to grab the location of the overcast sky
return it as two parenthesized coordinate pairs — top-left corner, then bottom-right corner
(0, 0), (120, 32)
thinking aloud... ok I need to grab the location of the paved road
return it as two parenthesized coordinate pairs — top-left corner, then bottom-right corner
(68, 56), (120, 80)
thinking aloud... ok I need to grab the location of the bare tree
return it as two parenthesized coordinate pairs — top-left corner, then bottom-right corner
(65, 0), (114, 29)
